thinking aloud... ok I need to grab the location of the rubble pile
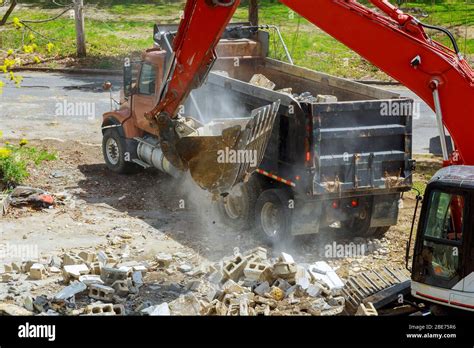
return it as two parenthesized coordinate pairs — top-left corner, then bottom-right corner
(248, 73), (338, 104)
(195, 247), (346, 316)
(0, 246), (351, 316)
(0, 249), (148, 316)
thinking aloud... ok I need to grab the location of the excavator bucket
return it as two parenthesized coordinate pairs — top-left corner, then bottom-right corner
(176, 101), (280, 194)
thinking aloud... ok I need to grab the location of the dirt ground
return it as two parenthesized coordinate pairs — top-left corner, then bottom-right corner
(0, 137), (443, 309)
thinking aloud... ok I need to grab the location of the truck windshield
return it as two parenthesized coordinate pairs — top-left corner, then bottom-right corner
(420, 190), (464, 283)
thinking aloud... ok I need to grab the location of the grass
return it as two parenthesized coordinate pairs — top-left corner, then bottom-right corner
(0, 138), (57, 188)
(0, 0), (472, 79)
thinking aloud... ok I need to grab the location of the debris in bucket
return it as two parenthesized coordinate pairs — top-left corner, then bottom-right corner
(249, 74), (276, 90)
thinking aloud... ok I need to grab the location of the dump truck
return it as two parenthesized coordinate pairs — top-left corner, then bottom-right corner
(102, 24), (414, 244)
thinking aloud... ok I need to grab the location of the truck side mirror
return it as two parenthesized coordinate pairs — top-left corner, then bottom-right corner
(123, 58), (133, 98)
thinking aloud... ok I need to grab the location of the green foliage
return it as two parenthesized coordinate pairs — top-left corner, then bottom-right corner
(0, 0), (472, 78)
(0, 140), (57, 187)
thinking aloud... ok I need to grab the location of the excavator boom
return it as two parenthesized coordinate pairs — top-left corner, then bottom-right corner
(148, 0), (474, 188)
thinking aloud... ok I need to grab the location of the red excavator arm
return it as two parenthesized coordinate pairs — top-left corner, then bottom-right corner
(147, 0), (474, 172)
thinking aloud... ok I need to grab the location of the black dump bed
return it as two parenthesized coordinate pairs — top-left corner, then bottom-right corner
(155, 25), (413, 199)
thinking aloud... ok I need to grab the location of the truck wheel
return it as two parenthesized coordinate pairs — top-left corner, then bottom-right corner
(255, 189), (292, 245)
(102, 128), (136, 174)
(216, 176), (261, 229)
(347, 204), (390, 237)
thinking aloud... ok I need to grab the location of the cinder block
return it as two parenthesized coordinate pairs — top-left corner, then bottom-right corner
(89, 262), (101, 275)
(112, 304), (125, 316)
(2, 273), (13, 282)
(272, 262), (297, 281)
(97, 250), (118, 265)
(63, 253), (83, 266)
(273, 278), (291, 292)
(111, 280), (129, 297)
(223, 255), (247, 282)
(254, 281), (270, 296)
(29, 264), (47, 280)
(280, 252), (295, 264)
(89, 284), (115, 301)
(85, 303), (116, 316)
(78, 251), (96, 264)
(23, 260), (39, 273)
(100, 267), (128, 285)
(243, 247), (267, 261)
(243, 262), (271, 282)
(316, 94), (338, 103)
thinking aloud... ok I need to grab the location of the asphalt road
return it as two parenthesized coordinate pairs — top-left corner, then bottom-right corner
(0, 72), (438, 153)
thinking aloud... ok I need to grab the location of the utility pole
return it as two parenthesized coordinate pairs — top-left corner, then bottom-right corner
(74, 0), (86, 57)
(249, 0), (258, 26)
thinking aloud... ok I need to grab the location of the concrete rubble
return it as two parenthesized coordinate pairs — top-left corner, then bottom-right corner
(0, 245), (349, 316)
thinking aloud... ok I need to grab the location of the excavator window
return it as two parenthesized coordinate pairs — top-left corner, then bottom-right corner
(419, 190), (465, 283)
(138, 63), (157, 95)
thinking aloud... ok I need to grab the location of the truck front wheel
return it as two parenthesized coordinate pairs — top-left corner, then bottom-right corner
(255, 189), (292, 245)
(102, 128), (137, 174)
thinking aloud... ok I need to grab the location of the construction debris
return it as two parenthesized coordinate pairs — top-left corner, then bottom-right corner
(0, 243), (416, 316)
(2, 186), (54, 213)
(355, 302), (378, 316)
(249, 74), (276, 90)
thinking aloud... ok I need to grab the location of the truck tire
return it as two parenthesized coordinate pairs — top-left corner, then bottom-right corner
(255, 189), (292, 245)
(102, 128), (137, 174)
(216, 175), (262, 229)
(346, 201), (390, 237)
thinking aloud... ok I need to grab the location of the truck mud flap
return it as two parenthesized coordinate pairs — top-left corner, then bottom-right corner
(176, 100), (280, 194)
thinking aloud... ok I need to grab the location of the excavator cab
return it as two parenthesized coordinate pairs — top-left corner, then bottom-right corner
(410, 166), (474, 311)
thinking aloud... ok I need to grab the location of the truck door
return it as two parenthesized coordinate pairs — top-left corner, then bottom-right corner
(133, 62), (158, 134)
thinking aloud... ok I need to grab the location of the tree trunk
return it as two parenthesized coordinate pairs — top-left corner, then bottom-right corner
(249, 0), (258, 26)
(0, 0), (18, 26)
(74, 0), (86, 57)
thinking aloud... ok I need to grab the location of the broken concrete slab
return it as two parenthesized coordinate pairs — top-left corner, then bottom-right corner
(55, 281), (87, 300)
(155, 253), (173, 267)
(308, 262), (344, 292)
(0, 303), (33, 316)
(169, 294), (202, 316)
(63, 264), (89, 279)
(141, 303), (170, 316)
(78, 275), (103, 286)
